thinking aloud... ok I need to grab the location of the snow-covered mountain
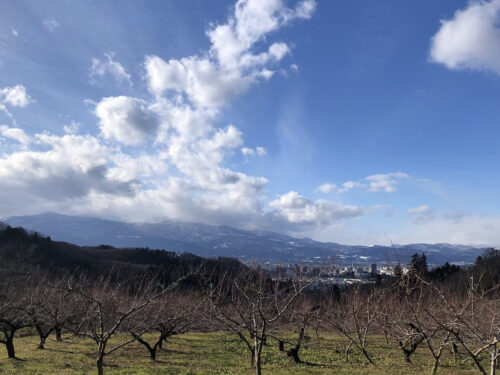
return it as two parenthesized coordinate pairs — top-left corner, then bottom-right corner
(4, 212), (486, 265)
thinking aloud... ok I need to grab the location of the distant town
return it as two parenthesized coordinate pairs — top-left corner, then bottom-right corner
(245, 260), (408, 287)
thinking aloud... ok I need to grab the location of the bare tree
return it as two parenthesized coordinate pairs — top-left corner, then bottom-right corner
(67, 274), (184, 375)
(426, 278), (499, 375)
(207, 268), (311, 375)
(272, 294), (319, 364)
(0, 273), (32, 358)
(321, 285), (378, 365)
(24, 275), (75, 349)
(130, 290), (203, 361)
(405, 284), (453, 375)
(382, 293), (425, 364)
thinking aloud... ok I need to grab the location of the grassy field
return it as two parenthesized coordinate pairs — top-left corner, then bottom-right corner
(0, 331), (481, 375)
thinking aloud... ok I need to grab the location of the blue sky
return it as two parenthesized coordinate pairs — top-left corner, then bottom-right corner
(1, 0), (499, 246)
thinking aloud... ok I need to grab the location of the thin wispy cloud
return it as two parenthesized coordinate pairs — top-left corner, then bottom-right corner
(43, 18), (59, 32)
(90, 52), (132, 88)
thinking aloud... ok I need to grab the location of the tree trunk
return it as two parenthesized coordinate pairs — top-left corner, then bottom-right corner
(135, 335), (161, 361)
(254, 346), (262, 375)
(361, 346), (374, 365)
(38, 336), (46, 350)
(5, 338), (16, 359)
(287, 327), (305, 363)
(96, 342), (106, 375)
(491, 344), (498, 375)
(431, 356), (440, 375)
(452, 342), (458, 364)
(149, 347), (157, 361)
(55, 326), (62, 342)
(402, 348), (411, 363)
(278, 340), (284, 352)
(399, 336), (424, 364)
(287, 348), (301, 363)
(96, 356), (104, 375)
(254, 336), (262, 375)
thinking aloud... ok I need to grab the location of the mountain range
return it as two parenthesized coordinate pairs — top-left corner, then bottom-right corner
(4, 212), (486, 266)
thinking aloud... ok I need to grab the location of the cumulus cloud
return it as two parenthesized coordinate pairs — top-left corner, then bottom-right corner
(317, 183), (337, 193)
(366, 172), (408, 193)
(90, 52), (132, 87)
(43, 18), (59, 32)
(0, 134), (136, 205)
(145, 0), (315, 108)
(207, 0), (314, 70)
(0, 85), (33, 108)
(430, 0), (500, 75)
(145, 54), (254, 108)
(293, 0), (317, 19)
(269, 191), (363, 227)
(0, 0), (327, 237)
(0, 125), (30, 147)
(95, 96), (159, 145)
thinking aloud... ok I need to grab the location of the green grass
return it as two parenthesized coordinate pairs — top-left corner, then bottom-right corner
(0, 331), (481, 375)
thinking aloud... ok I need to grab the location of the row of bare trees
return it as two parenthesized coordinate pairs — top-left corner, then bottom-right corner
(0, 270), (201, 375)
(1, 263), (499, 375)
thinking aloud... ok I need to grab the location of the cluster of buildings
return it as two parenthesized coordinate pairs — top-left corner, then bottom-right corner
(249, 260), (401, 286)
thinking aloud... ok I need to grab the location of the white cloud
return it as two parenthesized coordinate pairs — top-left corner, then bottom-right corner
(63, 121), (81, 135)
(241, 146), (266, 156)
(0, 125), (30, 147)
(366, 172), (408, 193)
(0, 134), (136, 206)
(90, 52), (132, 87)
(292, 0), (317, 19)
(269, 190), (363, 227)
(43, 18), (59, 32)
(317, 182), (337, 193)
(241, 147), (255, 156)
(145, 0), (315, 108)
(317, 180), (360, 194)
(207, 0), (314, 70)
(256, 146), (266, 156)
(430, 0), (500, 75)
(145, 54), (254, 109)
(0, 0), (326, 237)
(290, 63), (299, 72)
(11, 28), (18, 37)
(0, 85), (33, 108)
(95, 96), (159, 145)
(268, 42), (290, 60)
(318, 173), (409, 194)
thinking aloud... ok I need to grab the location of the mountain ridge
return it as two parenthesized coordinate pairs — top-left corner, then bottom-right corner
(4, 212), (486, 265)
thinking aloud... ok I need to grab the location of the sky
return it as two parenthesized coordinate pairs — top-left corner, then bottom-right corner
(1, 0), (500, 246)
